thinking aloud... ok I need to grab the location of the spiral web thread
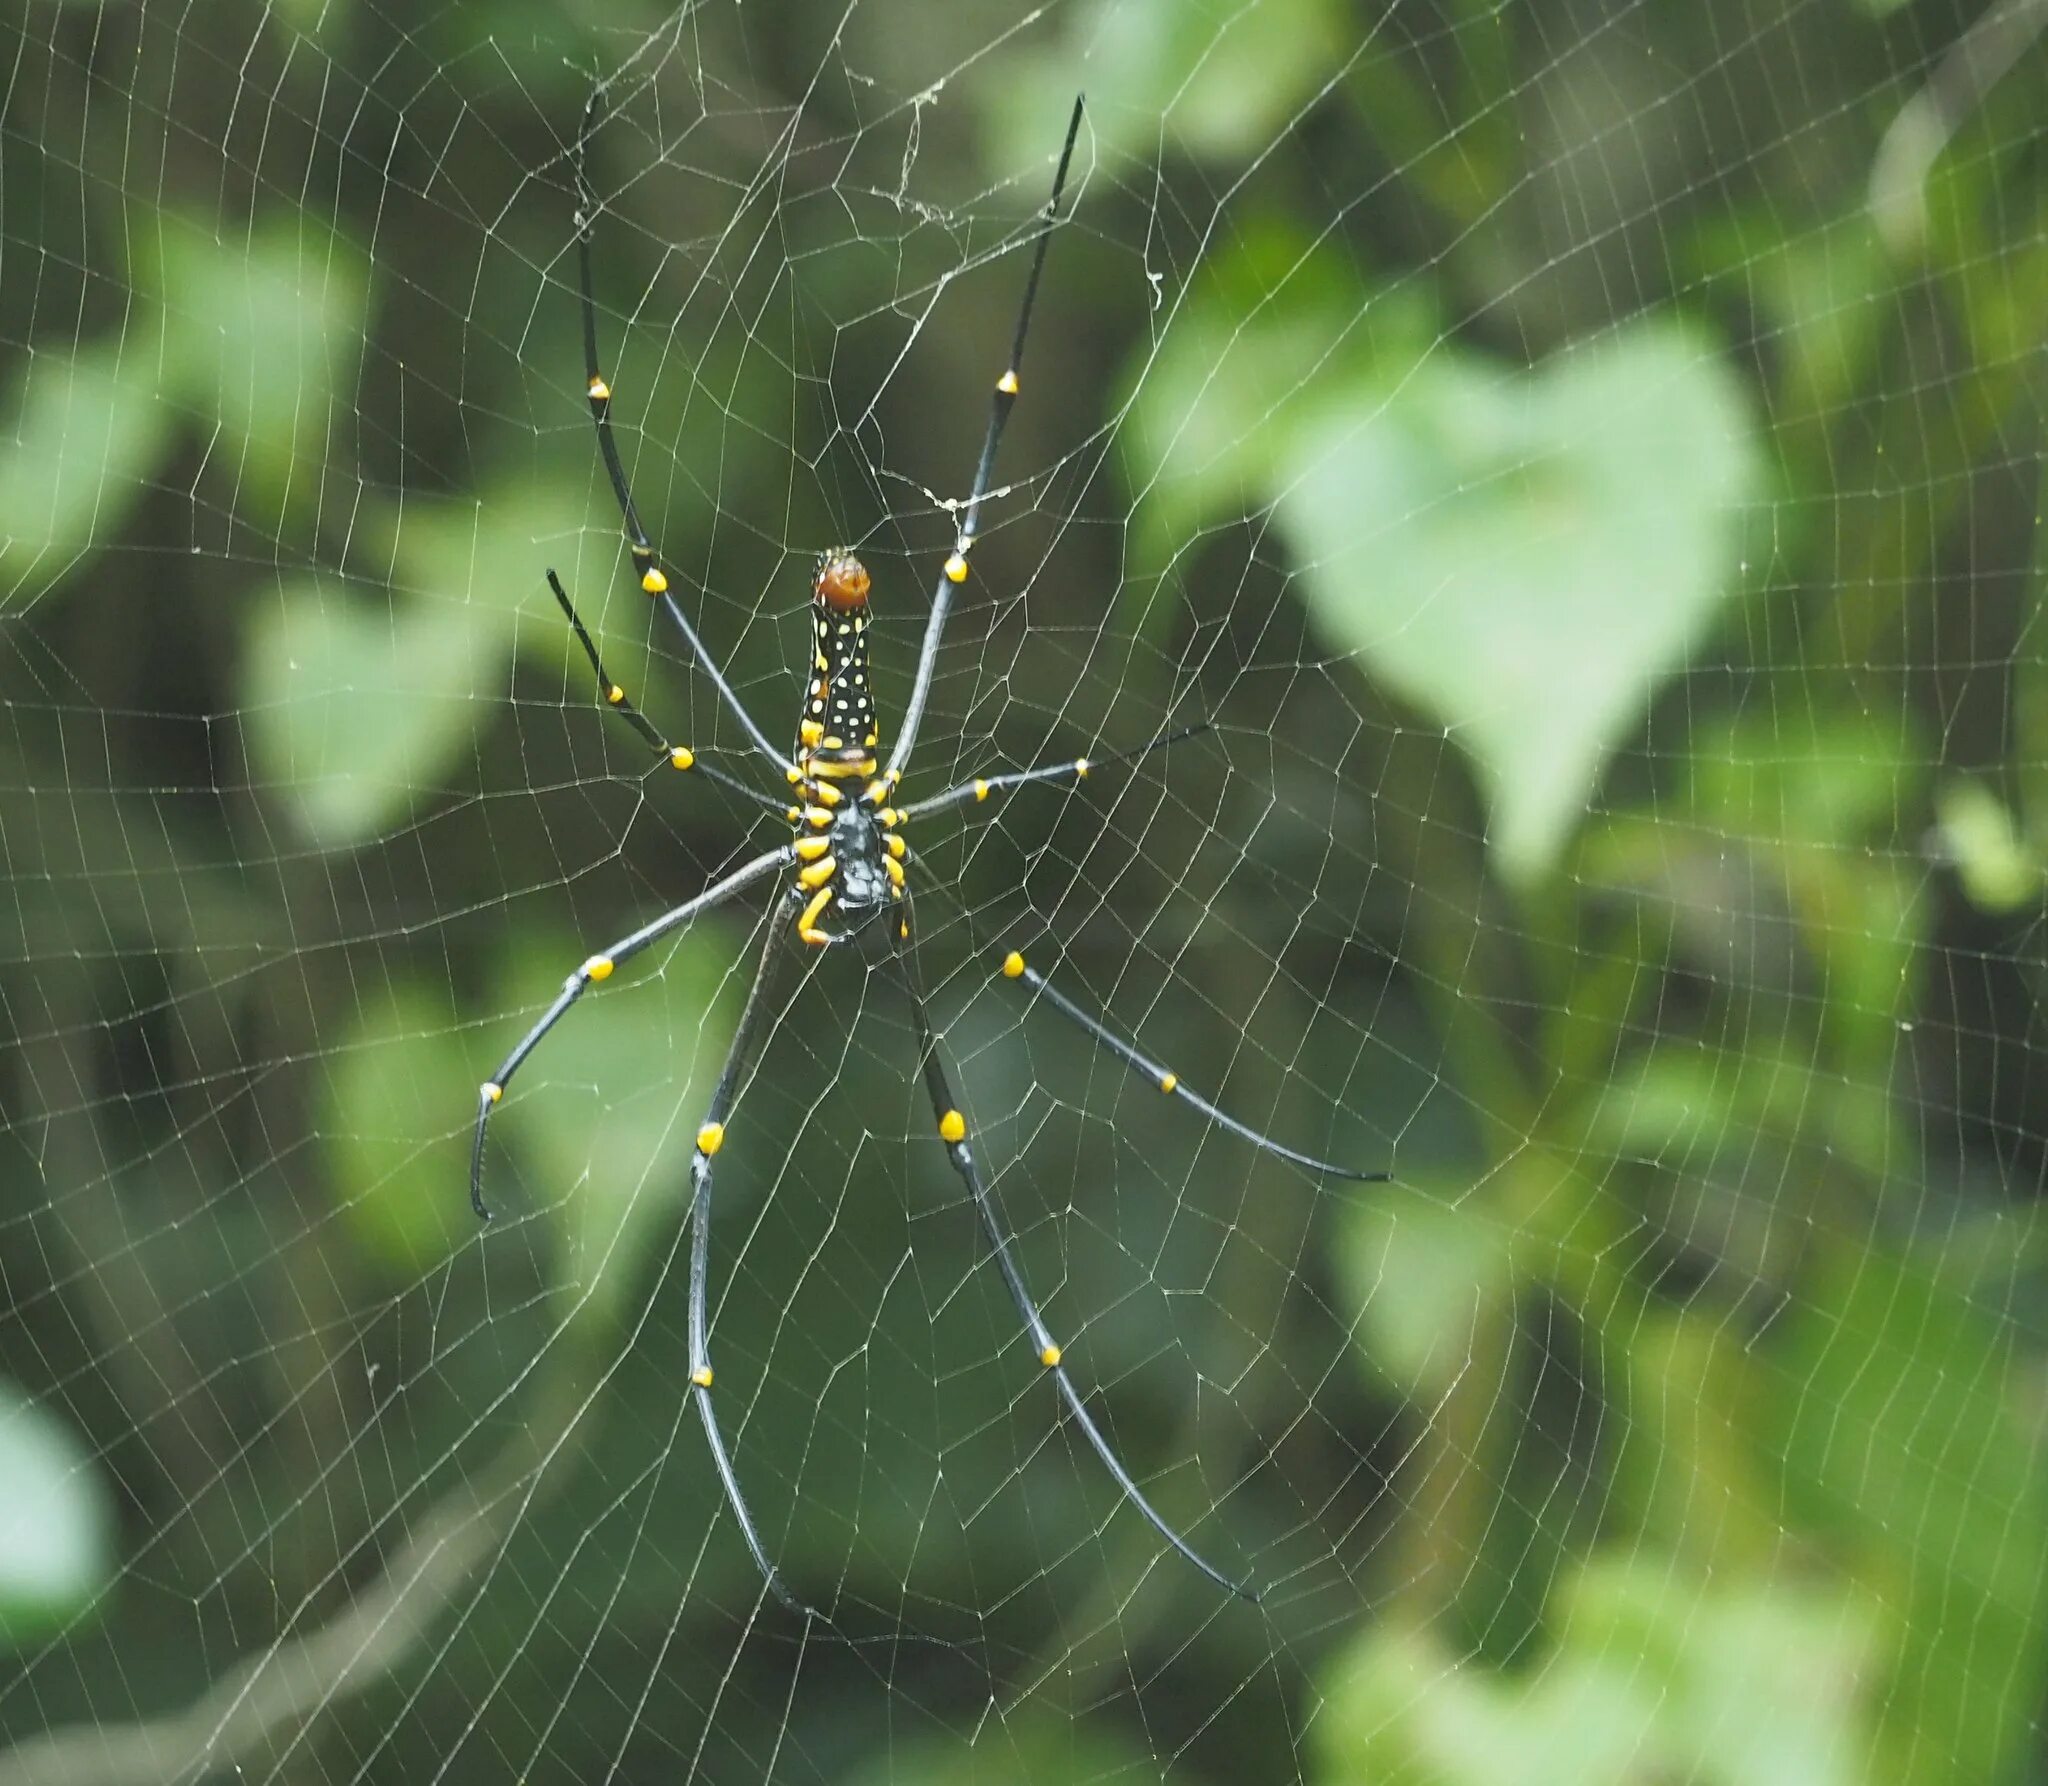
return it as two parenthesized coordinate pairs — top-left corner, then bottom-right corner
(1, 2), (2045, 1781)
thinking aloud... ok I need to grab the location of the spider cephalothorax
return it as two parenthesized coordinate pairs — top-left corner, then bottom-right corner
(469, 88), (1388, 1617)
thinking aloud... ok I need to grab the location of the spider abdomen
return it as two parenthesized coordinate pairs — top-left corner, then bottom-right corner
(828, 804), (893, 914)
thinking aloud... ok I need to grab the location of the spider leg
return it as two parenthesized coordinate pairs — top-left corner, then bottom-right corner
(469, 844), (793, 1220)
(898, 722), (1211, 824)
(570, 91), (787, 772)
(890, 896), (1256, 1601)
(684, 899), (817, 1616)
(994, 951), (1390, 1183)
(887, 96), (1086, 780)
(546, 569), (783, 813)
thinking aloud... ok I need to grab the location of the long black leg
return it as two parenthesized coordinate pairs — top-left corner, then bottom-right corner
(994, 950), (1389, 1183)
(571, 91), (787, 772)
(469, 845), (792, 1220)
(546, 568), (782, 814)
(683, 898), (816, 1615)
(890, 896), (1255, 1600)
(898, 722), (1210, 824)
(886, 96), (1086, 781)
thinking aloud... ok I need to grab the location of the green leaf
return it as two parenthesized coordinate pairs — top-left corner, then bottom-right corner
(1280, 321), (1761, 882)
(242, 479), (584, 849)
(0, 1380), (116, 1651)
(153, 214), (368, 525)
(1934, 776), (2042, 913)
(1773, 1245), (2048, 1786)
(0, 332), (175, 611)
(996, 0), (1348, 168)
(1316, 1557), (1883, 1786)
(324, 980), (476, 1272)
(241, 572), (499, 849)
(1338, 1183), (1514, 1398)
(1119, 222), (1435, 606)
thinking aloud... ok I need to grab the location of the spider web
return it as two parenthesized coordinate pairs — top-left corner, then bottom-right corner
(3, 0), (2046, 1779)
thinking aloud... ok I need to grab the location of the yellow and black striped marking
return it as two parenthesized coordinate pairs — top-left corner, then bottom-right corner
(782, 549), (912, 945)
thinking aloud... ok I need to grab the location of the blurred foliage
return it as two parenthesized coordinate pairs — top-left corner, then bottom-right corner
(2, 0), (2047, 1782)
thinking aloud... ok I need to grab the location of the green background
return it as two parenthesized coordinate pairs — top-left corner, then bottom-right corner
(2, 0), (2045, 1779)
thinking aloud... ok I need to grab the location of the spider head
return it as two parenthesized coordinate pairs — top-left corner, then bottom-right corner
(814, 550), (870, 613)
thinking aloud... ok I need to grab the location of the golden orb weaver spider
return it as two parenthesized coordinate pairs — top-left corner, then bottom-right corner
(471, 88), (1389, 1614)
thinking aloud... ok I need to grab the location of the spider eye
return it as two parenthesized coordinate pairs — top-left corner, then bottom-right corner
(814, 551), (870, 612)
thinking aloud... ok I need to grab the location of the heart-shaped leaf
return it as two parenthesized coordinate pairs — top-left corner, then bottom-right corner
(1278, 322), (1761, 881)
(243, 480), (585, 849)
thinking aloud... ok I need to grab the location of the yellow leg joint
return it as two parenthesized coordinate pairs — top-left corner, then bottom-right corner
(1039, 1344), (1062, 1368)
(606, 683), (626, 705)
(973, 779), (990, 801)
(641, 566), (668, 594)
(482, 1081), (503, 1103)
(1159, 1073), (1179, 1094)
(691, 1366), (713, 1389)
(583, 955), (615, 982)
(797, 885), (834, 944)
(938, 1109), (967, 1144)
(944, 552), (968, 583)
(798, 856), (837, 890)
(1002, 950), (1026, 978)
(588, 376), (611, 400)
(998, 369), (1020, 396)
(671, 746), (695, 770)
(696, 1122), (725, 1156)
(1073, 758), (1091, 779)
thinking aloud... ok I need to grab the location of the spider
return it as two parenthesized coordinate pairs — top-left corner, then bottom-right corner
(471, 89), (1389, 1614)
